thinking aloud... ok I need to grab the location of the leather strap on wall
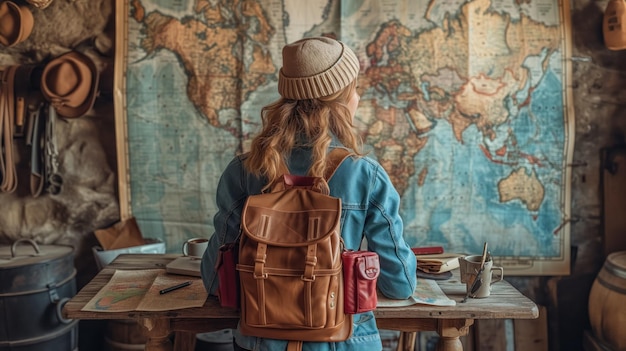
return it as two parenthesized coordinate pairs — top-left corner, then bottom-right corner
(0, 66), (18, 193)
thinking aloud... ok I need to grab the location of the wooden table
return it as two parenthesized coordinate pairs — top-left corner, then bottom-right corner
(63, 254), (538, 351)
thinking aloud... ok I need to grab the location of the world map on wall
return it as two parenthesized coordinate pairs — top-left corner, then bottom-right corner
(117, 0), (573, 275)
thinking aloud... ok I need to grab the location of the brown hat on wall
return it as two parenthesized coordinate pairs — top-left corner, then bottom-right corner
(41, 51), (100, 118)
(0, 1), (34, 47)
(278, 36), (360, 100)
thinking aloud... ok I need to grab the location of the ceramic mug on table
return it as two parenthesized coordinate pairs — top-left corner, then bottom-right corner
(459, 255), (504, 298)
(182, 237), (209, 258)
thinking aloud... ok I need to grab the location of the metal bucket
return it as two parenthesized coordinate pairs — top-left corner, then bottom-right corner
(0, 239), (78, 351)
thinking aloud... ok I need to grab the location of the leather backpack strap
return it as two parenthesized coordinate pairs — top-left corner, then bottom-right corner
(324, 148), (352, 181)
(286, 340), (303, 351)
(269, 148), (353, 193)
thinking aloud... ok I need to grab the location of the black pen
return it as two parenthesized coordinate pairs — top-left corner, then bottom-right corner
(159, 281), (192, 295)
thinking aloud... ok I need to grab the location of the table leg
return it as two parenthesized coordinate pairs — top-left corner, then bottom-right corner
(436, 319), (473, 351)
(140, 317), (173, 351)
(436, 336), (463, 351)
(396, 331), (417, 351)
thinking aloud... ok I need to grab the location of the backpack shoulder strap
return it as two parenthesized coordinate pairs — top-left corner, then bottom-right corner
(269, 149), (352, 193)
(324, 148), (353, 181)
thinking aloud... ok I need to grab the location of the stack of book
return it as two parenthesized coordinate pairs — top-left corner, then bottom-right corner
(412, 246), (464, 279)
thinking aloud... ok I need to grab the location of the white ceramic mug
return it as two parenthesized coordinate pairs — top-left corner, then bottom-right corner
(182, 237), (209, 258)
(459, 255), (504, 298)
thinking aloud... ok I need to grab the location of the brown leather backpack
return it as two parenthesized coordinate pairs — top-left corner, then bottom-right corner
(237, 149), (352, 351)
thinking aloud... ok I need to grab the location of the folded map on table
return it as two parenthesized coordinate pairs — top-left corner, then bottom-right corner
(377, 278), (456, 307)
(81, 269), (207, 312)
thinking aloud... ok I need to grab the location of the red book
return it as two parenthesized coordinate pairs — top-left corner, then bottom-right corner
(411, 246), (444, 255)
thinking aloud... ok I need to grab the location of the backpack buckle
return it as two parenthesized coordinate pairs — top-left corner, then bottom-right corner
(302, 255), (317, 281)
(254, 246), (267, 279)
(254, 272), (268, 279)
(301, 274), (316, 282)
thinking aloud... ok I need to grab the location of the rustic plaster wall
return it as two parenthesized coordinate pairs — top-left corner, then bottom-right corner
(0, 0), (624, 349)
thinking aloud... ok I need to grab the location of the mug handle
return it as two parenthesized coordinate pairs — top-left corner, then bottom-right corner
(491, 266), (504, 284)
(182, 241), (188, 256)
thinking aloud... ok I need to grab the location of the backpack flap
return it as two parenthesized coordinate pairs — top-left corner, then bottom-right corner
(357, 253), (380, 280)
(241, 188), (341, 246)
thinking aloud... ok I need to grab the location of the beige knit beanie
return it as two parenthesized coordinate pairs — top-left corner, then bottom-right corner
(278, 37), (360, 100)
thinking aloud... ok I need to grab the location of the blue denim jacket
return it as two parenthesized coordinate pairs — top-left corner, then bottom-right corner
(201, 145), (417, 351)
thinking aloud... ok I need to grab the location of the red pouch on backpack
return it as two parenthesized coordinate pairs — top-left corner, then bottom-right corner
(342, 250), (380, 314)
(215, 242), (240, 309)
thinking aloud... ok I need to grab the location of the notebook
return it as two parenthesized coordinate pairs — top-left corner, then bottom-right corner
(165, 256), (202, 277)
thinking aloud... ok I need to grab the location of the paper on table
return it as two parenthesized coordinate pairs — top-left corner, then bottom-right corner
(377, 278), (456, 307)
(81, 269), (208, 312)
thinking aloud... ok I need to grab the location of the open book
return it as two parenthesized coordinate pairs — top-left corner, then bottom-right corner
(81, 269), (207, 312)
(377, 278), (456, 307)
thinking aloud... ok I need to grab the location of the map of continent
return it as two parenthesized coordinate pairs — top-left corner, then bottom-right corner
(117, 0), (573, 275)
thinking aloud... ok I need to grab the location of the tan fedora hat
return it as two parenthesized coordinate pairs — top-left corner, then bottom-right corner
(0, 1), (34, 47)
(41, 51), (99, 118)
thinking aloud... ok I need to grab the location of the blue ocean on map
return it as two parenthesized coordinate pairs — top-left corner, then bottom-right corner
(126, 56), (237, 239)
(403, 63), (565, 258)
